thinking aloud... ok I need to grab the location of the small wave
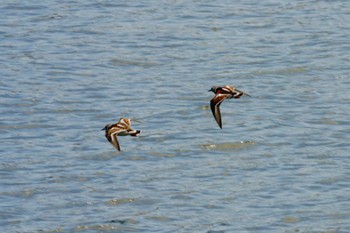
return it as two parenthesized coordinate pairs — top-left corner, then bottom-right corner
(201, 141), (256, 150)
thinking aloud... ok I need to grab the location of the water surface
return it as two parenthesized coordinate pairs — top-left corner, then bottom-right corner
(1, 1), (350, 232)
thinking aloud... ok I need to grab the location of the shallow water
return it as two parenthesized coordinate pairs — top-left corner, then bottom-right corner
(1, 1), (350, 232)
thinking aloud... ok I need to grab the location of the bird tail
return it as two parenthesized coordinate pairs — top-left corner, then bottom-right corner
(130, 130), (141, 137)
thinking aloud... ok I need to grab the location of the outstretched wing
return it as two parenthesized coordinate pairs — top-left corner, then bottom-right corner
(210, 94), (229, 129)
(107, 127), (127, 151)
(233, 88), (251, 98)
(110, 131), (121, 151)
(222, 85), (235, 94)
(117, 118), (131, 130)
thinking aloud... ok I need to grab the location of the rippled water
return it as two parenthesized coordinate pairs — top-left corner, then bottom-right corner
(1, 1), (350, 232)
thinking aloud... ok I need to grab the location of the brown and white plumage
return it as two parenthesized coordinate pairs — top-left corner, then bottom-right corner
(102, 118), (140, 151)
(209, 85), (250, 129)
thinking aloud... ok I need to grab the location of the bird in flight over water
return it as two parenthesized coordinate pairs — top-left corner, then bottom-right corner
(102, 118), (140, 151)
(209, 85), (250, 129)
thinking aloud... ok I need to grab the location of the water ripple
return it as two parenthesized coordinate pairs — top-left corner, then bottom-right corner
(1, 1), (350, 232)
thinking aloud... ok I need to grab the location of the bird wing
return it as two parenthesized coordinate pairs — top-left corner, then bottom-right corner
(117, 118), (131, 130)
(234, 88), (251, 97)
(110, 131), (121, 151)
(210, 94), (229, 129)
(222, 85), (235, 93)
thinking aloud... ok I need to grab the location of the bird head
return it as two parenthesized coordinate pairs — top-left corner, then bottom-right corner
(208, 86), (217, 93)
(101, 124), (111, 131)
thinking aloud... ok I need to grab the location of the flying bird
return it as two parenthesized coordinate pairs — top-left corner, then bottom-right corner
(102, 118), (140, 151)
(209, 85), (250, 129)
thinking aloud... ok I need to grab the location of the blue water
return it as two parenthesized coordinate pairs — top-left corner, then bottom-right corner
(1, 1), (350, 232)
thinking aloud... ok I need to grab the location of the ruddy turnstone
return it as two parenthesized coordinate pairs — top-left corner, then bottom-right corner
(102, 118), (141, 151)
(209, 85), (250, 129)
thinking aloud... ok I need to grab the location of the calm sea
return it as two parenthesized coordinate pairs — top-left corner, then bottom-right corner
(1, 1), (350, 232)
